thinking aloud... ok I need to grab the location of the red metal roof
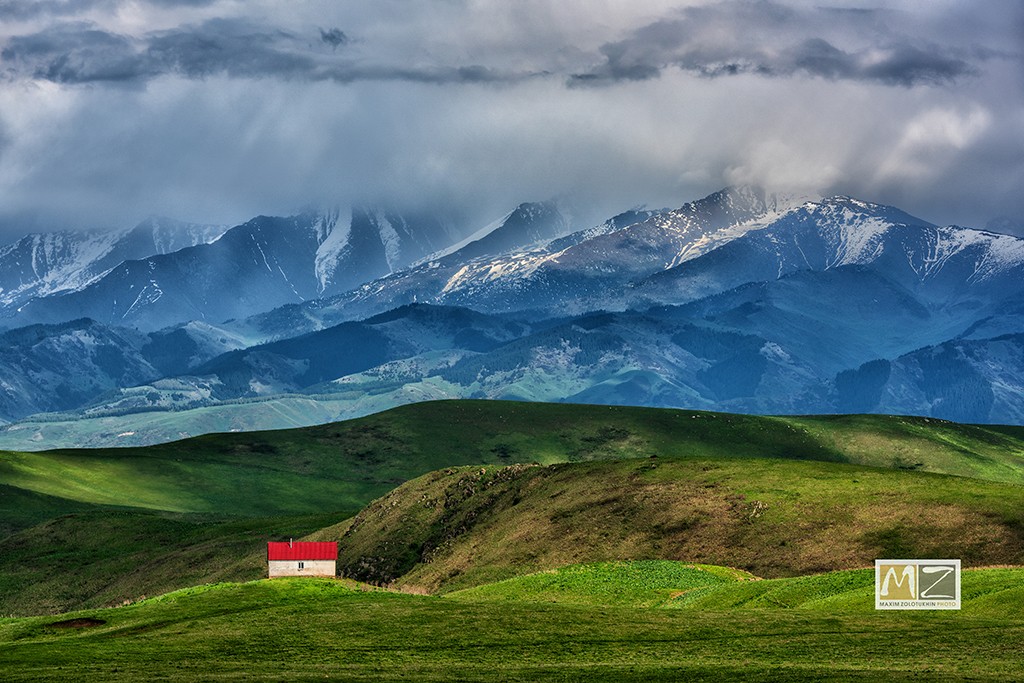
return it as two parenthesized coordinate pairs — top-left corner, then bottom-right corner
(267, 541), (337, 561)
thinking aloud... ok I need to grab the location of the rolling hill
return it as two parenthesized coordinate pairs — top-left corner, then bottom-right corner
(6, 400), (1024, 526)
(4, 400), (1024, 616)
(0, 398), (1022, 681)
(336, 455), (1024, 592)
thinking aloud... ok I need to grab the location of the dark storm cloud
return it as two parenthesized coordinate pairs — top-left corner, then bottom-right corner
(145, 19), (316, 81)
(2, 2), (1002, 90)
(571, 2), (986, 87)
(1, 22), (143, 83)
(854, 43), (975, 87)
(319, 28), (349, 50)
(0, 18), (536, 86)
(1, 20), (319, 84)
(0, 0), (1020, 238)
(0, 0), (216, 20)
(0, 0), (109, 20)
(147, 0), (218, 6)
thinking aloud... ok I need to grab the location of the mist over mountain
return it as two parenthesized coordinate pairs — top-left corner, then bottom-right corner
(1, 1), (1020, 239)
(986, 216), (1024, 238)
(239, 187), (799, 337)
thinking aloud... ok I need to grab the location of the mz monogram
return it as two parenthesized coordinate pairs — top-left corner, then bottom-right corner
(875, 559), (961, 610)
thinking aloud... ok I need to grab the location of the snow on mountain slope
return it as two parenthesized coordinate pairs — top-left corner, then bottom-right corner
(466, 187), (812, 300)
(2, 207), (456, 331)
(795, 196), (1024, 281)
(241, 187), (799, 336)
(234, 201), (577, 338)
(441, 201), (569, 262)
(418, 210), (515, 263)
(545, 207), (669, 252)
(912, 225), (1024, 282)
(131, 217), (229, 256)
(0, 230), (125, 306)
(313, 208), (456, 296)
(633, 196), (1024, 307)
(0, 217), (228, 310)
(312, 209), (347, 292)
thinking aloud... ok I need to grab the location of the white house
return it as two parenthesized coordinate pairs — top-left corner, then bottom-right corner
(267, 540), (337, 577)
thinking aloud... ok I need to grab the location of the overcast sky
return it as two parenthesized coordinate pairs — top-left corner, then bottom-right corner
(0, 0), (1021, 238)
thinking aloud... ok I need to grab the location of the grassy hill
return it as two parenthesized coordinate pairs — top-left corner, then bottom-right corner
(447, 561), (1024, 615)
(1, 571), (1023, 681)
(3, 399), (1024, 615)
(5, 401), (1024, 526)
(668, 565), (1024, 613)
(447, 560), (758, 607)
(337, 457), (1024, 592)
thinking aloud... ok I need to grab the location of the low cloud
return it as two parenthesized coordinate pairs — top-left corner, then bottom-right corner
(0, 18), (537, 86)
(571, 2), (987, 87)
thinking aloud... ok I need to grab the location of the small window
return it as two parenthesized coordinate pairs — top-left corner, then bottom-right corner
(298, 561), (305, 570)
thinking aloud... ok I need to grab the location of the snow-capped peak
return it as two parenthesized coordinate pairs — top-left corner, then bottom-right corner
(0, 218), (229, 308)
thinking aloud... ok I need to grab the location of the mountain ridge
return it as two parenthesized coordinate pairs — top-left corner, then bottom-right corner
(0, 208), (459, 331)
(0, 217), (227, 312)
(2, 186), (1024, 446)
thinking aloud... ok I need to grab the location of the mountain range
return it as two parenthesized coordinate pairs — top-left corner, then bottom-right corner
(1, 185), (1023, 448)
(0, 217), (227, 311)
(1, 208), (460, 331)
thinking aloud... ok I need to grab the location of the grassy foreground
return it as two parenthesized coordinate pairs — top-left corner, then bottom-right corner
(448, 561), (1024, 615)
(1, 570), (1023, 682)
(447, 561), (759, 607)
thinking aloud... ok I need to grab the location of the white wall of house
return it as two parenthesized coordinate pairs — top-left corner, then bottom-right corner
(268, 560), (337, 578)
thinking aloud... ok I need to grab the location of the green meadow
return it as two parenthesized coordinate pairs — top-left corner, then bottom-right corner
(1, 568), (1022, 681)
(0, 400), (1023, 679)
